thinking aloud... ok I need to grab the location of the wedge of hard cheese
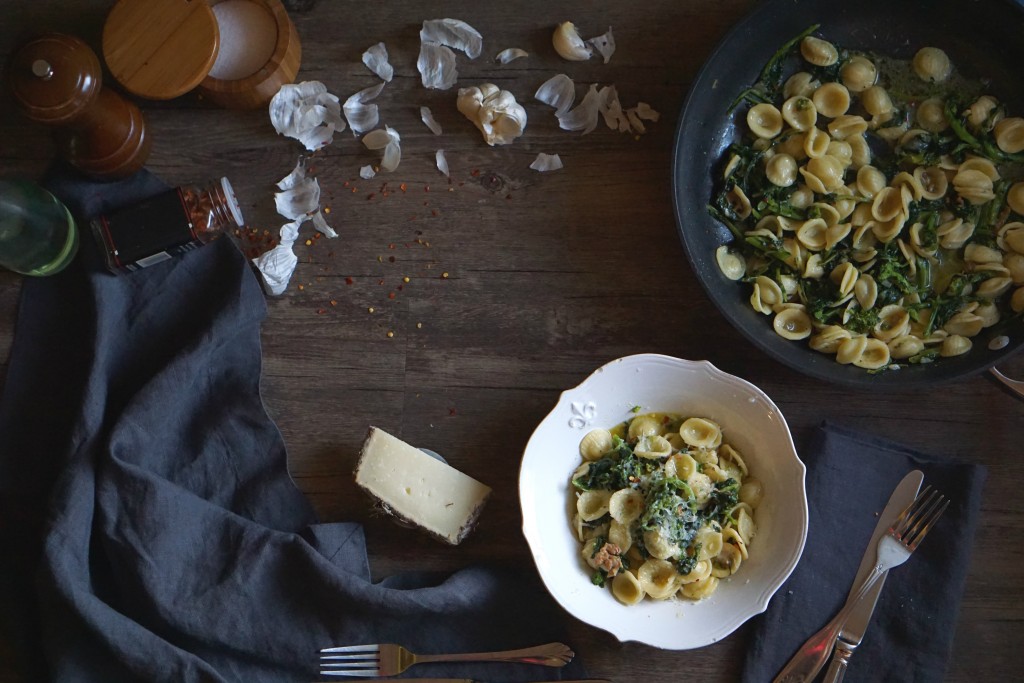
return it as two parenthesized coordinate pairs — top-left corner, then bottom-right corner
(354, 427), (492, 545)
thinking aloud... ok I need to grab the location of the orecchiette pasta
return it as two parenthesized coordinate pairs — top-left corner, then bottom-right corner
(711, 29), (1024, 373)
(570, 413), (759, 605)
(912, 47), (952, 83)
(839, 55), (876, 93)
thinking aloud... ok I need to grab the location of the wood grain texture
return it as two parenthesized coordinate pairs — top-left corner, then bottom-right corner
(2, 1), (1023, 681)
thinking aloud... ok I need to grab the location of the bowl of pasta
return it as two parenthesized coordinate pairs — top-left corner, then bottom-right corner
(519, 354), (807, 649)
(673, 0), (1024, 388)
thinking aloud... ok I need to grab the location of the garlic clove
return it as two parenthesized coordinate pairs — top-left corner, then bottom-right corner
(343, 82), (385, 134)
(269, 81), (345, 151)
(362, 126), (402, 172)
(530, 153), (563, 172)
(553, 21), (593, 61)
(457, 84), (527, 145)
(558, 83), (601, 134)
(274, 159), (320, 220)
(362, 42), (393, 82)
(420, 106), (443, 135)
(496, 47), (528, 64)
(436, 149), (450, 177)
(420, 18), (483, 59)
(535, 73), (575, 116)
(417, 42), (458, 90)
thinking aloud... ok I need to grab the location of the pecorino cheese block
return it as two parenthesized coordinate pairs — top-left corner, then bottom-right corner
(354, 426), (492, 545)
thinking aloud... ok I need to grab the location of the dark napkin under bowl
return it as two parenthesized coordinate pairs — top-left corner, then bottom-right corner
(742, 422), (985, 683)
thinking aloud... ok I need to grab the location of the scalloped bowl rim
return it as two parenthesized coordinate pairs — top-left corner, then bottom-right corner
(519, 354), (808, 650)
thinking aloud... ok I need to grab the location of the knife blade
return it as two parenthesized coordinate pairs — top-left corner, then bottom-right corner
(820, 469), (924, 683)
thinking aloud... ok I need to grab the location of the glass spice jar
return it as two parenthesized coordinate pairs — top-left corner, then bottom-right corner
(90, 177), (244, 273)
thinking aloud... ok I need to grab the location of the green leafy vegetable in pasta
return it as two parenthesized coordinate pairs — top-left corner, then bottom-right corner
(708, 27), (1024, 372)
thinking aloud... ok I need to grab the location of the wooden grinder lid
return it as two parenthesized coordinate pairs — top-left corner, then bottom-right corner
(102, 0), (219, 100)
(6, 33), (102, 124)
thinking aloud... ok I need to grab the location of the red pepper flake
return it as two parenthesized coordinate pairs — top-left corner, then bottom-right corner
(378, 279), (385, 285)
(330, 300), (337, 306)
(298, 284), (305, 291)
(448, 408), (457, 416)
(424, 185), (430, 192)
(343, 181), (350, 187)
(471, 169), (480, 177)
(388, 243), (396, 249)
(313, 232), (322, 240)
(388, 256), (395, 263)
(345, 277), (354, 285)
(351, 187), (358, 193)
(397, 285), (404, 291)
(388, 292), (396, 299)
(431, 210), (438, 217)
(367, 193), (375, 200)
(316, 308), (326, 315)
(400, 183), (407, 192)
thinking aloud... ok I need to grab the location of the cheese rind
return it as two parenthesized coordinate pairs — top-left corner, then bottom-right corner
(354, 427), (492, 545)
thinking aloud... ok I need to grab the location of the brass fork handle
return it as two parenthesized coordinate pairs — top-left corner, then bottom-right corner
(414, 641), (574, 667)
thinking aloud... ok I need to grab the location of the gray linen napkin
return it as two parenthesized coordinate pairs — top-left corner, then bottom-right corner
(0, 166), (585, 682)
(742, 421), (986, 683)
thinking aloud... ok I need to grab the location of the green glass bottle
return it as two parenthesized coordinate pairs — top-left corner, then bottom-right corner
(0, 179), (79, 276)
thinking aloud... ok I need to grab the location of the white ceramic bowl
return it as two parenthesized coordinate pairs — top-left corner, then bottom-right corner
(519, 354), (808, 649)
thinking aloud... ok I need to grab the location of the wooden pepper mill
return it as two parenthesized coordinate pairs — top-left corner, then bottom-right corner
(5, 33), (151, 179)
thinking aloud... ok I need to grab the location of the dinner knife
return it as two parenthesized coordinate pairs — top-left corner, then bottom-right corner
(820, 469), (924, 683)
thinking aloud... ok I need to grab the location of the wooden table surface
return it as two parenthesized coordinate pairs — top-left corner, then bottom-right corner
(2, 1), (1022, 681)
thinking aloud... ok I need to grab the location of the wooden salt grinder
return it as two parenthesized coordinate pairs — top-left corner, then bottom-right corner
(5, 33), (151, 179)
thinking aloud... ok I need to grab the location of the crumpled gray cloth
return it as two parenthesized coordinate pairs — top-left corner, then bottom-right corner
(742, 421), (986, 683)
(0, 166), (583, 682)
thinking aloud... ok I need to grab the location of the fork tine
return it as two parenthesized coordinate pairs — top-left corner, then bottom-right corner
(320, 644), (381, 654)
(892, 486), (936, 536)
(899, 490), (942, 540)
(319, 669), (380, 677)
(905, 497), (948, 548)
(320, 655), (379, 662)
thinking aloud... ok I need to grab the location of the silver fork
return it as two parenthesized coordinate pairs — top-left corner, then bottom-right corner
(319, 641), (574, 677)
(773, 486), (949, 683)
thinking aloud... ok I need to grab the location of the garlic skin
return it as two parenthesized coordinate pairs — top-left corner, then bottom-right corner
(553, 21), (593, 61)
(457, 84), (527, 146)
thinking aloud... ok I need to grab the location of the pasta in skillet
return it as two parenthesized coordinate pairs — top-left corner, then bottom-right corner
(709, 26), (1024, 373)
(569, 413), (761, 605)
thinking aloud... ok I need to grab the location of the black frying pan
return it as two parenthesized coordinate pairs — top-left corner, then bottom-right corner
(673, 0), (1024, 388)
